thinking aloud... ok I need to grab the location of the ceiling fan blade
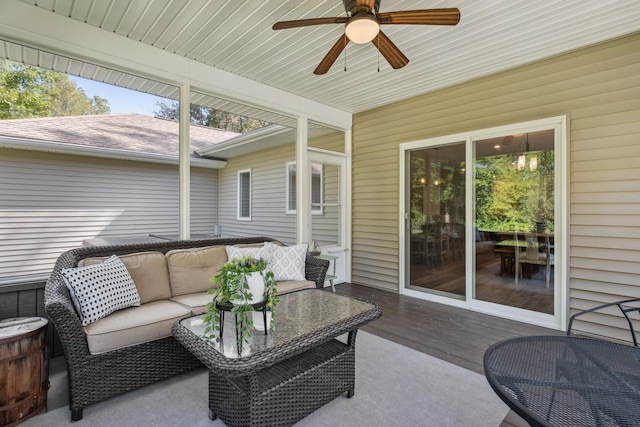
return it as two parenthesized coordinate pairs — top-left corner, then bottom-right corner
(372, 30), (409, 69)
(272, 17), (348, 30)
(377, 8), (461, 26)
(314, 34), (349, 75)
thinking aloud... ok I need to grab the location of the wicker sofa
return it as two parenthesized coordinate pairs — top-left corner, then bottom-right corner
(44, 237), (329, 421)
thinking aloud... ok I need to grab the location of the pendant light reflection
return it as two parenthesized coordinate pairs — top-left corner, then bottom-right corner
(517, 133), (538, 172)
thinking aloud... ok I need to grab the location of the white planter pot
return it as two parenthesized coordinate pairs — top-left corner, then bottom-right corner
(252, 310), (273, 331)
(231, 271), (265, 305)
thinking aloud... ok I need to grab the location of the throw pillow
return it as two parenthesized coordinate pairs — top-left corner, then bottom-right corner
(62, 255), (141, 326)
(225, 245), (270, 263)
(264, 242), (308, 281)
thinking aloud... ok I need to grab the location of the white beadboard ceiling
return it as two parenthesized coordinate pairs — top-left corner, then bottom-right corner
(8, 0), (640, 117)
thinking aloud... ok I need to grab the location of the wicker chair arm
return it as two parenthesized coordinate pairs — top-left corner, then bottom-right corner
(44, 270), (92, 364)
(304, 255), (329, 289)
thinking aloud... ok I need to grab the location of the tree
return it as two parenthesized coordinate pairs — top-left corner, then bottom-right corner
(475, 151), (554, 232)
(154, 99), (268, 133)
(0, 59), (110, 119)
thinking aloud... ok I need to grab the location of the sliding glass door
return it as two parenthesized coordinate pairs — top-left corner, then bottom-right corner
(473, 130), (555, 314)
(406, 143), (466, 300)
(401, 117), (565, 329)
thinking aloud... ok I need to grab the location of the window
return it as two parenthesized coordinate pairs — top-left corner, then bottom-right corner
(286, 162), (323, 214)
(237, 169), (251, 220)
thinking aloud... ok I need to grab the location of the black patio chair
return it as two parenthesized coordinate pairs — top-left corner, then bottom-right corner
(567, 298), (640, 346)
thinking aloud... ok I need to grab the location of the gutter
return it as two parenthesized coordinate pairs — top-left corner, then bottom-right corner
(0, 136), (227, 169)
(196, 124), (290, 158)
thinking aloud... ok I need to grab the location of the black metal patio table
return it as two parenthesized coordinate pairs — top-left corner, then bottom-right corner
(172, 289), (381, 427)
(484, 335), (640, 427)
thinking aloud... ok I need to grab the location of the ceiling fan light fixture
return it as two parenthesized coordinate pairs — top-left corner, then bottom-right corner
(345, 14), (380, 44)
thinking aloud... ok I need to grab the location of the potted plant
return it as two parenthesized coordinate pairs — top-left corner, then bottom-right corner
(203, 255), (279, 351)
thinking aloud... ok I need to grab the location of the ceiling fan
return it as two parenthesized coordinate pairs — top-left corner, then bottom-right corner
(272, 0), (460, 75)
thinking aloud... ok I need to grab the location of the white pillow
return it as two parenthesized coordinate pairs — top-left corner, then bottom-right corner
(225, 245), (270, 262)
(61, 255), (141, 326)
(264, 242), (308, 281)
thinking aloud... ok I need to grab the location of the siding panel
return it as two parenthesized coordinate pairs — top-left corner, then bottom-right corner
(351, 31), (640, 341)
(0, 149), (217, 283)
(217, 130), (345, 247)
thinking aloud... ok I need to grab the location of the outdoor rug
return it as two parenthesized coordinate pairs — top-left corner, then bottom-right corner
(23, 332), (509, 426)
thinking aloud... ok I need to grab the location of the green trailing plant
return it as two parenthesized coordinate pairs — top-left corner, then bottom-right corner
(203, 255), (279, 351)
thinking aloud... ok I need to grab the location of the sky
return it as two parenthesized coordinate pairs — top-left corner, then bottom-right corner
(69, 76), (166, 116)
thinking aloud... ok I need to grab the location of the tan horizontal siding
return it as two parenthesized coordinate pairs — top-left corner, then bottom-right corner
(352, 31), (640, 340)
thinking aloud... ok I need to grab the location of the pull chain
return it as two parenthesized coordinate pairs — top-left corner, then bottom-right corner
(377, 35), (380, 72)
(344, 34), (347, 72)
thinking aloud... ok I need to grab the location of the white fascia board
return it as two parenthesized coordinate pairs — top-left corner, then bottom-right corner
(197, 124), (291, 158)
(0, 136), (227, 169)
(0, 0), (352, 131)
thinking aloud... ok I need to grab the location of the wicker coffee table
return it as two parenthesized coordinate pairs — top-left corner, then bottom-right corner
(172, 289), (382, 427)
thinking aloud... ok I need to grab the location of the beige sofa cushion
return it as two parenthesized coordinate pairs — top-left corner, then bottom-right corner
(166, 246), (228, 296)
(170, 292), (212, 315)
(84, 300), (191, 355)
(277, 280), (316, 294)
(79, 251), (172, 304)
(169, 281), (314, 317)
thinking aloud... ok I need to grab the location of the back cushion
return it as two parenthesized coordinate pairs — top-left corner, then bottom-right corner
(165, 246), (228, 296)
(79, 252), (171, 304)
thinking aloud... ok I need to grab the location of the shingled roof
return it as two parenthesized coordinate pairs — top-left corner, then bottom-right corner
(0, 113), (239, 157)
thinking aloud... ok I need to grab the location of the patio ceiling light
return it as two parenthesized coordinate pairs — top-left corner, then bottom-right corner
(345, 14), (380, 44)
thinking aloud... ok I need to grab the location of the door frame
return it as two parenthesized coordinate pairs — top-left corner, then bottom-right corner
(308, 147), (350, 285)
(398, 116), (568, 330)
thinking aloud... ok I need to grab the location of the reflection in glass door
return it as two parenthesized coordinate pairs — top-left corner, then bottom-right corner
(473, 131), (555, 314)
(407, 143), (466, 299)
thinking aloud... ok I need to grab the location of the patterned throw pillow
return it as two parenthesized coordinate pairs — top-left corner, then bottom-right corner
(225, 245), (270, 263)
(264, 242), (308, 281)
(62, 255), (141, 326)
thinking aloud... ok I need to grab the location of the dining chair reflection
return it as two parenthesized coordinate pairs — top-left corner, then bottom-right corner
(514, 232), (552, 287)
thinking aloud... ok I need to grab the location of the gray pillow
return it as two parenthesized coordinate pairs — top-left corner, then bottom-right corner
(264, 242), (308, 281)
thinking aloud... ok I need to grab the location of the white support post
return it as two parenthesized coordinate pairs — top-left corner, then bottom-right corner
(344, 129), (353, 282)
(296, 116), (310, 244)
(179, 84), (190, 240)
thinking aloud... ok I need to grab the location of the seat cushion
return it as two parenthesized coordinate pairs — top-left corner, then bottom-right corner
(170, 292), (212, 315)
(166, 246), (228, 296)
(277, 280), (316, 294)
(79, 251), (172, 304)
(84, 300), (191, 354)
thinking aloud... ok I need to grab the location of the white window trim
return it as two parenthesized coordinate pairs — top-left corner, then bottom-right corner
(237, 168), (252, 221)
(286, 161), (323, 215)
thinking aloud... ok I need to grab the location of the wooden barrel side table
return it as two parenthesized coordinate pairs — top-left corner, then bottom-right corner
(0, 317), (49, 427)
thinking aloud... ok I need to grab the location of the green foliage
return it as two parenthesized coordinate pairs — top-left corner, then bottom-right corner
(203, 255), (279, 351)
(409, 146), (554, 235)
(475, 151), (554, 232)
(154, 99), (268, 133)
(0, 59), (110, 119)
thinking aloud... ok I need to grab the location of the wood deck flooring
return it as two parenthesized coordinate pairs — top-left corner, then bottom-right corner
(333, 282), (562, 427)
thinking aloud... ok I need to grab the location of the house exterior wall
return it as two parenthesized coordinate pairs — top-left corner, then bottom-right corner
(0, 148), (218, 283)
(351, 32), (640, 340)
(218, 143), (296, 244)
(217, 131), (344, 246)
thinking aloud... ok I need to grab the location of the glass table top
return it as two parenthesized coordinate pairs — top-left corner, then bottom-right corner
(179, 289), (378, 359)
